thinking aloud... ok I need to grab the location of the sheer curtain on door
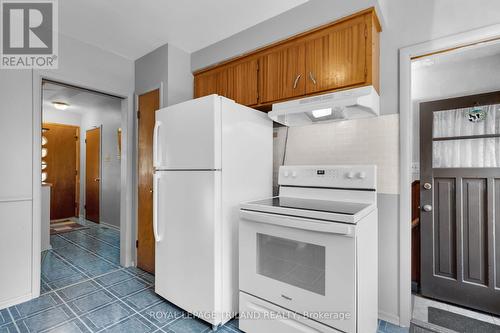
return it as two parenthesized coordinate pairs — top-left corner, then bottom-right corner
(432, 104), (500, 168)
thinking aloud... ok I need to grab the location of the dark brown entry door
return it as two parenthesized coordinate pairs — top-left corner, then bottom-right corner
(43, 123), (80, 220)
(86, 127), (100, 223)
(420, 91), (500, 315)
(137, 89), (160, 273)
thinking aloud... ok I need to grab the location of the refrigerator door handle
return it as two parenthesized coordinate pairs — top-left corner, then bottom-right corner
(153, 120), (162, 169)
(153, 172), (161, 242)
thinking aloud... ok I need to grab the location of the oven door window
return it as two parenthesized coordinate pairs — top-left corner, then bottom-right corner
(256, 233), (325, 295)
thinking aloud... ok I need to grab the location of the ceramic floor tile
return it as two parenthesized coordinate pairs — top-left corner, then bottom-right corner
(43, 319), (90, 333)
(122, 288), (165, 311)
(46, 272), (89, 290)
(41, 252), (83, 282)
(104, 315), (158, 333)
(15, 304), (74, 333)
(107, 277), (150, 298)
(141, 302), (185, 327)
(0, 309), (12, 326)
(94, 270), (135, 287)
(164, 317), (211, 333)
(0, 324), (18, 333)
(80, 301), (134, 332)
(378, 320), (409, 333)
(56, 281), (101, 302)
(50, 235), (72, 249)
(9, 293), (62, 320)
(66, 290), (117, 316)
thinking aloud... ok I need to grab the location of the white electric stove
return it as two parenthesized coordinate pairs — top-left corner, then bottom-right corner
(239, 165), (378, 333)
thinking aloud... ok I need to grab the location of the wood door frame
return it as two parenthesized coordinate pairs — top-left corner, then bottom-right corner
(84, 126), (102, 223)
(399, 24), (500, 327)
(43, 122), (81, 218)
(33, 74), (134, 302)
(134, 83), (164, 268)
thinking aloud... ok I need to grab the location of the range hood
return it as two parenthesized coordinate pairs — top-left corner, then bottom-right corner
(268, 86), (379, 126)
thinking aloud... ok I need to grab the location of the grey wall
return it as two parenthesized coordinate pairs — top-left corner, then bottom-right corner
(80, 102), (122, 228)
(167, 44), (194, 106)
(135, 44), (169, 106)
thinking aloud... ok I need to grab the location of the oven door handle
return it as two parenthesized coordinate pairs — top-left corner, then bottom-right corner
(240, 210), (354, 236)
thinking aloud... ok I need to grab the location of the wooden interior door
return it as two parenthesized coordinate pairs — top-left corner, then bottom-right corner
(259, 42), (305, 103)
(43, 123), (79, 220)
(305, 16), (367, 94)
(85, 127), (100, 223)
(420, 91), (500, 315)
(137, 89), (160, 273)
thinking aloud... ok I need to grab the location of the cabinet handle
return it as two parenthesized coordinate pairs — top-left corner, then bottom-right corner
(309, 71), (317, 85)
(293, 74), (301, 89)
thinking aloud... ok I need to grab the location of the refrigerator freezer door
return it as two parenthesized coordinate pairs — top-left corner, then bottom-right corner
(154, 95), (221, 170)
(154, 170), (222, 325)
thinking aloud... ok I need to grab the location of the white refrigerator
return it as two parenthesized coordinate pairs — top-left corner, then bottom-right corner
(153, 95), (272, 328)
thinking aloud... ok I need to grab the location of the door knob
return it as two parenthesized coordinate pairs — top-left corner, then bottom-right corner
(423, 204), (432, 212)
(94, 178), (100, 182)
(423, 182), (432, 190)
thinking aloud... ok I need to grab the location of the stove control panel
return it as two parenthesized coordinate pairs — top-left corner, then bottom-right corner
(279, 165), (376, 190)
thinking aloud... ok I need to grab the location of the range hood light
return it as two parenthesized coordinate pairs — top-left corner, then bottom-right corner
(311, 108), (332, 118)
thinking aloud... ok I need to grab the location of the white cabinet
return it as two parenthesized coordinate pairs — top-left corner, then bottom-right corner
(0, 201), (33, 308)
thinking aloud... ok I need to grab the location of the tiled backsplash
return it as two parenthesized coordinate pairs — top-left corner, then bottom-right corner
(273, 114), (400, 195)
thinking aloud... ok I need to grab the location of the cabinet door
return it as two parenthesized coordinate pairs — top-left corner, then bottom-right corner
(305, 17), (367, 94)
(260, 43), (305, 103)
(226, 59), (259, 106)
(194, 70), (219, 98)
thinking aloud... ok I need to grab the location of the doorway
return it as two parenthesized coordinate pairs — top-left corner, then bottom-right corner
(41, 80), (123, 246)
(420, 91), (500, 315)
(137, 88), (160, 274)
(408, 39), (500, 329)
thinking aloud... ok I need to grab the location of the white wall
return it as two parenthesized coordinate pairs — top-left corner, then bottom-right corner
(0, 32), (134, 309)
(43, 108), (82, 127)
(190, 0), (500, 324)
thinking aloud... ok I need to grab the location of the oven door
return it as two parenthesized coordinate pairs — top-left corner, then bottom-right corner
(239, 210), (356, 333)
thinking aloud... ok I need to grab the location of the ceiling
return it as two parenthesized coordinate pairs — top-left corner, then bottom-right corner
(43, 82), (122, 115)
(59, 0), (308, 60)
(412, 39), (500, 69)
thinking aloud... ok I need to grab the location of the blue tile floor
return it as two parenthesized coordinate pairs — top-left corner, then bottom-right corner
(0, 220), (407, 332)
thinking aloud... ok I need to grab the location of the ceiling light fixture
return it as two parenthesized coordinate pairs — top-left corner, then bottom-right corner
(53, 101), (69, 110)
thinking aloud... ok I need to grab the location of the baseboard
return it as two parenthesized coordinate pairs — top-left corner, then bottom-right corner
(100, 221), (120, 231)
(0, 293), (33, 310)
(379, 310), (401, 326)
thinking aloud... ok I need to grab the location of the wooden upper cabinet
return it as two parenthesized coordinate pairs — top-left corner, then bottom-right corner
(226, 59), (259, 106)
(193, 8), (381, 108)
(194, 70), (219, 98)
(194, 59), (259, 106)
(305, 16), (367, 94)
(259, 43), (306, 103)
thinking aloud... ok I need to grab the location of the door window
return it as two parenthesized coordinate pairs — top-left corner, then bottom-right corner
(256, 233), (325, 295)
(432, 105), (500, 167)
